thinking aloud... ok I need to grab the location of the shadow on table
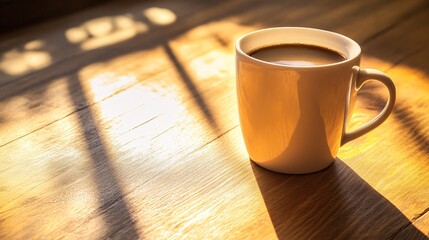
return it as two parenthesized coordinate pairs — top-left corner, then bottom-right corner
(251, 159), (428, 239)
(67, 74), (140, 238)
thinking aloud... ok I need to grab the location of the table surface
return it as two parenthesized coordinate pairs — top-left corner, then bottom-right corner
(1, 0), (429, 239)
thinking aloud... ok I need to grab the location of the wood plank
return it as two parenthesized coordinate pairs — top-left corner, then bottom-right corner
(251, 157), (427, 239)
(1, 0), (423, 149)
(334, 0), (428, 43)
(338, 6), (429, 236)
(1, 0), (429, 238)
(396, 211), (429, 239)
(0, 0), (280, 146)
(0, 46), (242, 238)
(0, 0), (259, 86)
(361, 6), (429, 71)
(0, 0), (313, 147)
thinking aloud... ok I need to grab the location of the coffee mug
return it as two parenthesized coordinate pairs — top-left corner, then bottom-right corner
(236, 27), (396, 174)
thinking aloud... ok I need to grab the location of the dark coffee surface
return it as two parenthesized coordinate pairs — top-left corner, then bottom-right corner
(249, 44), (346, 66)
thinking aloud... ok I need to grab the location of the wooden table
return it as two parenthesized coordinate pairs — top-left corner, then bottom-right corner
(1, 0), (428, 239)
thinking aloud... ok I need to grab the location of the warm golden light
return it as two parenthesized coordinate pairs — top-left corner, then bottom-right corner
(143, 7), (177, 25)
(24, 51), (51, 69)
(85, 17), (114, 37)
(0, 77), (72, 146)
(0, 75), (96, 210)
(190, 50), (233, 80)
(24, 39), (45, 50)
(114, 15), (135, 29)
(65, 27), (89, 44)
(81, 26), (144, 51)
(168, 20), (256, 62)
(1, 0), (427, 234)
(83, 70), (183, 146)
(0, 49), (52, 76)
(65, 15), (149, 51)
(86, 72), (139, 102)
(336, 56), (429, 235)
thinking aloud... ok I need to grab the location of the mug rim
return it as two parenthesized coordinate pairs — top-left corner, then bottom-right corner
(235, 27), (361, 69)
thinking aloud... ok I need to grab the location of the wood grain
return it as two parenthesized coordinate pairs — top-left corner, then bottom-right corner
(0, 0), (428, 239)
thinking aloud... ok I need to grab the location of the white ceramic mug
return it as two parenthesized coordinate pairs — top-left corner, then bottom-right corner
(236, 27), (396, 174)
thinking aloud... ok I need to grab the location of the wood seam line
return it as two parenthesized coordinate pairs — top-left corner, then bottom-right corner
(412, 206), (429, 222)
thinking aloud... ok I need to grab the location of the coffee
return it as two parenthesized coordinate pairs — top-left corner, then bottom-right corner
(249, 44), (346, 66)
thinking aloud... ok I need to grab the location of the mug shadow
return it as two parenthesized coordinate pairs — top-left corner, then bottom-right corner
(251, 159), (428, 240)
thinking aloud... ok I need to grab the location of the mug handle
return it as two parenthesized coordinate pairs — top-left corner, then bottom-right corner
(341, 66), (396, 146)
